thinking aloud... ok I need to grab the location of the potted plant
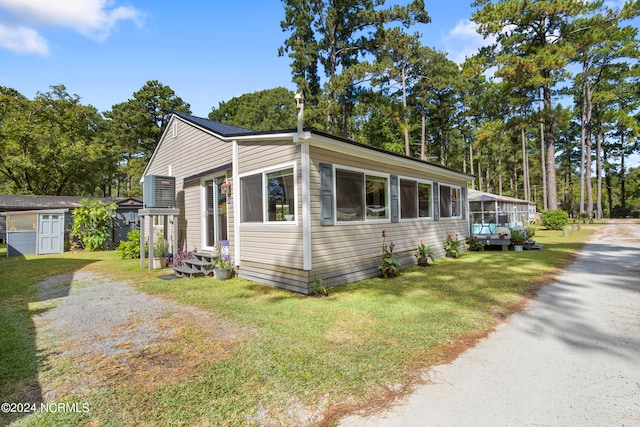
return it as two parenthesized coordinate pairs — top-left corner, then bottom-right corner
(214, 257), (233, 280)
(495, 227), (511, 240)
(510, 227), (526, 251)
(415, 239), (435, 266)
(152, 236), (169, 269)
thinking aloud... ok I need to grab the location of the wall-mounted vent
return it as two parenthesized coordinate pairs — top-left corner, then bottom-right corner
(143, 175), (176, 208)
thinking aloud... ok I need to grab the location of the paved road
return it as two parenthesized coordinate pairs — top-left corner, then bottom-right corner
(341, 219), (640, 427)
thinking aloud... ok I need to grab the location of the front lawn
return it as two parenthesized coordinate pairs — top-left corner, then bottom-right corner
(0, 227), (594, 426)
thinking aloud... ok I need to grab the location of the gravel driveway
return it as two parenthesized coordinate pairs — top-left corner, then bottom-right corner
(341, 219), (640, 426)
(32, 271), (248, 400)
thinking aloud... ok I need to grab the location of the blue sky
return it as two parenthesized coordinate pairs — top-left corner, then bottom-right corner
(0, 0), (488, 117)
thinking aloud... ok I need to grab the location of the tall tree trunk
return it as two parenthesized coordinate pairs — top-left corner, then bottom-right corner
(620, 129), (626, 210)
(579, 85), (587, 218)
(498, 154), (503, 195)
(604, 149), (613, 217)
(596, 130), (603, 219)
(522, 127), (530, 201)
(469, 139), (475, 190)
(539, 91), (548, 211)
(402, 66), (410, 156)
(126, 152), (133, 196)
(438, 128), (445, 165)
(341, 94), (348, 138)
(326, 39), (338, 134)
(420, 109), (426, 161)
(543, 82), (557, 210)
(581, 74), (594, 220)
(511, 143), (518, 198)
(486, 164), (490, 193)
(586, 132), (593, 220)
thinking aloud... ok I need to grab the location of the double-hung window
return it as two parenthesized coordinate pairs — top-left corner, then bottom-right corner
(240, 166), (296, 223)
(439, 185), (461, 218)
(266, 168), (295, 221)
(400, 179), (432, 219)
(335, 168), (388, 222)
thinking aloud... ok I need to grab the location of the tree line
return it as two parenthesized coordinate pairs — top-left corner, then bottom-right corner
(274, 0), (640, 218)
(0, 81), (190, 197)
(1, 0), (639, 217)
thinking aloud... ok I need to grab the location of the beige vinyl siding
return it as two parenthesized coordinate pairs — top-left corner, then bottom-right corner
(237, 140), (298, 174)
(238, 261), (311, 294)
(309, 146), (468, 285)
(144, 116), (234, 253)
(236, 139), (303, 270)
(147, 118), (233, 181)
(181, 181), (201, 250)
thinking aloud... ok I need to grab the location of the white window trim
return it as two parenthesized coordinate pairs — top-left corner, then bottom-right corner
(398, 176), (434, 222)
(439, 184), (462, 219)
(333, 164), (390, 224)
(200, 173), (228, 250)
(239, 162), (298, 226)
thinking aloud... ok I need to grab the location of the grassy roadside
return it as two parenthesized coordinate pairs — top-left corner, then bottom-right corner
(0, 227), (595, 426)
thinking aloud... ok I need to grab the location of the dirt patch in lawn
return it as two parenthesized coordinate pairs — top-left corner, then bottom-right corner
(32, 271), (251, 401)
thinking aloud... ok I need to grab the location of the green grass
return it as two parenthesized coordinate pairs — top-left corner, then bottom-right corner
(0, 226), (594, 426)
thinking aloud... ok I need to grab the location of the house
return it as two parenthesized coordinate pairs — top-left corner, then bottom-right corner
(0, 195), (142, 256)
(142, 112), (473, 294)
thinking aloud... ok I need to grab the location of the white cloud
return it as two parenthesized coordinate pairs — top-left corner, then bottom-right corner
(0, 0), (144, 54)
(442, 19), (495, 64)
(0, 24), (49, 55)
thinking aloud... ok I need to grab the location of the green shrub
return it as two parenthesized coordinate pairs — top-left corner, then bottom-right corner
(540, 210), (569, 230)
(116, 229), (142, 259)
(525, 225), (536, 239)
(465, 235), (484, 252)
(444, 233), (462, 258)
(378, 230), (400, 278)
(71, 199), (116, 251)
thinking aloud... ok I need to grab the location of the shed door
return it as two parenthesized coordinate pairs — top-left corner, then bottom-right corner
(38, 213), (64, 254)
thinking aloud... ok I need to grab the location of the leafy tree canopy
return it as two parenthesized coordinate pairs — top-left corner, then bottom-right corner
(0, 85), (106, 195)
(104, 80), (191, 196)
(208, 87), (297, 131)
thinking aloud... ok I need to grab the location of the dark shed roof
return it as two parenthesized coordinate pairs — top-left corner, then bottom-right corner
(0, 195), (142, 211)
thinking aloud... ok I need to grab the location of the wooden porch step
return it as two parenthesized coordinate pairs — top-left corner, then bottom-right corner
(173, 265), (203, 278)
(193, 252), (217, 260)
(187, 258), (215, 267)
(173, 252), (217, 278)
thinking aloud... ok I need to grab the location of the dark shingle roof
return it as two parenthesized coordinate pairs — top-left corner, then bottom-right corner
(172, 112), (254, 136)
(171, 113), (474, 180)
